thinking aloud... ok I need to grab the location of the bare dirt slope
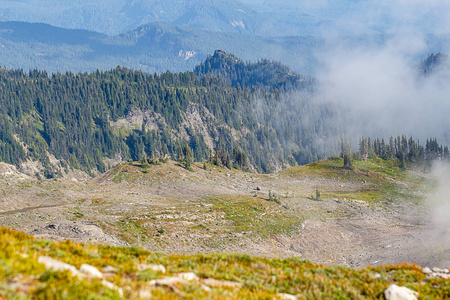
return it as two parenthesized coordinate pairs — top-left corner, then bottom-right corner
(0, 159), (448, 268)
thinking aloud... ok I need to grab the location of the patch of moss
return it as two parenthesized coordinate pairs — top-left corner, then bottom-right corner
(73, 212), (84, 218)
(209, 195), (302, 236)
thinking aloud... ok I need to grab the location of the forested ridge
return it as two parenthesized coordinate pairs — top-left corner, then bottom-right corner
(194, 50), (314, 91)
(0, 53), (339, 177)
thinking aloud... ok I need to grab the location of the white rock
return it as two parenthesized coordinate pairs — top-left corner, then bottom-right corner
(276, 293), (297, 300)
(432, 267), (444, 273)
(370, 272), (382, 279)
(139, 289), (152, 299)
(138, 264), (166, 273)
(38, 256), (76, 272)
(421, 267), (432, 274)
(38, 256), (84, 279)
(80, 264), (104, 279)
(201, 284), (212, 292)
(200, 278), (242, 288)
(149, 277), (186, 286)
(101, 280), (124, 297)
(102, 266), (119, 273)
(101, 280), (116, 289)
(177, 272), (199, 281)
(384, 284), (418, 300)
(436, 273), (450, 279)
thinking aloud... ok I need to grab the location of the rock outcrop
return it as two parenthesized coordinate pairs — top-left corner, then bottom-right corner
(30, 221), (128, 246)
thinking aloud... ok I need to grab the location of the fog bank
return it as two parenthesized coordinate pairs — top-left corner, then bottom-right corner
(314, 1), (450, 144)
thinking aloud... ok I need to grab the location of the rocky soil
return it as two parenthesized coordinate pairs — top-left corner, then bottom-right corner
(0, 159), (449, 269)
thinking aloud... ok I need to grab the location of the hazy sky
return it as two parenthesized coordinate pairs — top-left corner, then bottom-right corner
(333, 0), (450, 35)
(241, 0), (450, 35)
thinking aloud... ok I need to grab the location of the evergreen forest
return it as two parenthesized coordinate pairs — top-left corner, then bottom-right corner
(0, 52), (341, 177)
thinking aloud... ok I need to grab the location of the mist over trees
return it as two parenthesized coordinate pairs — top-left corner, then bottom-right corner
(1, 48), (448, 177)
(351, 135), (449, 169)
(420, 53), (450, 77)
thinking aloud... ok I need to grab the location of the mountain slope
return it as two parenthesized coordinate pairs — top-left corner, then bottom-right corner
(0, 57), (341, 176)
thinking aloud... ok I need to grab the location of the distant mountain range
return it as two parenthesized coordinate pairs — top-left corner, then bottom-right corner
(0, 0), (264, 36)
(0, 0), (352, 36)
(1, 0), (449, 77)
(1, 0), (448, 38)
(0, 21), (322, 74)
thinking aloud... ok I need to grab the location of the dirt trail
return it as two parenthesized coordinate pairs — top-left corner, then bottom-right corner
(0, 203), (68, 216)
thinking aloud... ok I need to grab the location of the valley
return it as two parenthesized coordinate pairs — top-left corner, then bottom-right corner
(1, 157), (446, 269)
(1, 1), (450, 298)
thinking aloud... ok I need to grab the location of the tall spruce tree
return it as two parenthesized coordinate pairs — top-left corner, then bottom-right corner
(341, 137), (353, 169)
(183, 144), (193, 170)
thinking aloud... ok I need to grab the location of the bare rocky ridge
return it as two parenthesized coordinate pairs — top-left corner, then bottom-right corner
(0, 159), (448, 268)
(1, 158), (92, 182)
(0, 162), (30, 179)
(108, 104), (286, 172)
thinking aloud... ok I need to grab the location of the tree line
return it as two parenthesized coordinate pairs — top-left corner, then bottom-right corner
(341, 135), (449, 169)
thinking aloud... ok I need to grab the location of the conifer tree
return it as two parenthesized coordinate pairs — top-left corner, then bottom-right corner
(341, 137), (353, 169)
(389, 136), (394, 159)
(177, 144), (183, 162)
(367, 137), (375, 159)
(226, 151), (232, 169)
(359, 137), (368, 161)
(183, 144), (193, 170)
